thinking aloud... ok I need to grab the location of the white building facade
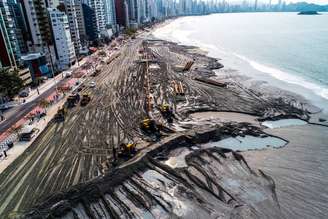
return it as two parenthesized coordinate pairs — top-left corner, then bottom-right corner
(48, 8), (76, 70)
(59, 0), (83, 55)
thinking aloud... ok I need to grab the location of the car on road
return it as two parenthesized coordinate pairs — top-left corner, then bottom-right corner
(19, 90), (29, 97)
(64, 71), (72, 78)
(88, 81), (96, 88)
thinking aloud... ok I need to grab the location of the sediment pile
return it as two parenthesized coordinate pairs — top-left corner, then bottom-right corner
(24, 127), (283, 219)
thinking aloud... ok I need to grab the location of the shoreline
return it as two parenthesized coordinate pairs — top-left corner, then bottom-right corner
(0, 25), (327, 218)
(152, 14), (328, 112)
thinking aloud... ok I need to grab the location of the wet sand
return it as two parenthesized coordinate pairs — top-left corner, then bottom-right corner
(243, 124), (328, 219)
(190, 111), (259, 125)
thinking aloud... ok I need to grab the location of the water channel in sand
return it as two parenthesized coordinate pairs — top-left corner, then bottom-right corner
(203, 135), (287, 151)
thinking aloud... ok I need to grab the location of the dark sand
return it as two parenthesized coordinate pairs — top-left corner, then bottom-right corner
(243, 124), (328, 219)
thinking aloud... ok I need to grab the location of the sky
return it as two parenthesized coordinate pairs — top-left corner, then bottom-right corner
(220, 0), (328, 5)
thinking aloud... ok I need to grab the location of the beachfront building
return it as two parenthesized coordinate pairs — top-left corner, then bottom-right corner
(104, 0), (117, 31)
(0, 0), (26, 67)
(21, 0), (56, 67)
(81, 0), (106, 40)
(74, 0), (87, 47)
(115, 0), (128, 28)
(21, 53), (51, 82)
(48, 8), (76, 70)
(57, 0), (83, 56)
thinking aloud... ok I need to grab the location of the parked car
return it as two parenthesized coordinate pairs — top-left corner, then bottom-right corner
(88, 81), (96, 88)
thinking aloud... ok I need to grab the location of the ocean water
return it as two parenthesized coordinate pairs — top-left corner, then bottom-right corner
(154, 12), (328, 110)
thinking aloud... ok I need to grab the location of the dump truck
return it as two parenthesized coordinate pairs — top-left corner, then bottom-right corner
(80, 93), (91, 106)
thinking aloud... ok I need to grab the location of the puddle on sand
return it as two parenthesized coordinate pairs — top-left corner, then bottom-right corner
(202, 135), (287, 151)
(262, 119), (307, 129)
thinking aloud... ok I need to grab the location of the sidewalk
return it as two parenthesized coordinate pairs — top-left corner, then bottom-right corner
(22, 59), (87, 104)
(23, 74), (62, 104)
(0, 94), (66, 173)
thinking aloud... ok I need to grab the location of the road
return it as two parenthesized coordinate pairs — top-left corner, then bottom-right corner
(0, 81), (65, 135)
(0, 39), (146, 217)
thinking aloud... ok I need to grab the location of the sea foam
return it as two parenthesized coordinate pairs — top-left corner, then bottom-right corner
(234, 53), (328, 100)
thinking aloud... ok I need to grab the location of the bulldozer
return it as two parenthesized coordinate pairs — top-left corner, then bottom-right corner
(160, 104), (174, 123)
(54, 107), (67, 122)
(140, 117), (161, 140)
(118, 143), (137, 158)
(80, 93), (91, 106)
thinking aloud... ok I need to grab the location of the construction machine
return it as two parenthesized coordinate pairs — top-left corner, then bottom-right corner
(160, 104), (174, 123)
(173, 81), (185, 96)
(118, 143), (137, 158)
(80, 93), (91, 106)
(66, 94), (80, 108)
(140, 117), (161, 140)
(54, 107), (67, 122)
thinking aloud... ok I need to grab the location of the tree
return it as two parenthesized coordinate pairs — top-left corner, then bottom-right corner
(39, 99), (50, 112)
(0, 68), (24, 99)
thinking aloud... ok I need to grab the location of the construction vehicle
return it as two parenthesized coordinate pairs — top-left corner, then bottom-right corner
(183, 61), (194, 71)
(140, 117), (160, 140)
(54, 107), (67, 122)
(66, 94), (80, 108)
(80, 93), (91, 106)
(160, 104), (174, 123)
(173, 81), (185, 96)
(118, 143), (137, 158)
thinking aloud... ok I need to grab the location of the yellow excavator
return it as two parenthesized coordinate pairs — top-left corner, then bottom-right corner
(160, 104), (174, 123)
(140, 117), (161, 140)
(118, 143), (137, 158)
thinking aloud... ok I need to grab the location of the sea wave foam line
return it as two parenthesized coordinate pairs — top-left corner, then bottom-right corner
(154, 20), (328, 101)
(234, 53), (328, 100)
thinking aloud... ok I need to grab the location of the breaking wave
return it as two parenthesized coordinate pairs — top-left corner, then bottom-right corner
(234, 53), (328, 100)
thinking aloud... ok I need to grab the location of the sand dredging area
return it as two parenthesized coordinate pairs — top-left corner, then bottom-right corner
(1, 36), (326, 218)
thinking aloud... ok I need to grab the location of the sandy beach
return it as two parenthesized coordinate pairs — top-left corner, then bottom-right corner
(0, 25), (327, 218)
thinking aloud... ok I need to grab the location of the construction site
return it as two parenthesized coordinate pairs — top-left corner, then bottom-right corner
(0, 34), (311, 218)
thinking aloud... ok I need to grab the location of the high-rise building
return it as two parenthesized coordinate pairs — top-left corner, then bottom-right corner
(21, 0), (56, 67)
(48, 8), (76, 70)
(104, 0), (116, 30)
(0, 2), (17, 67)
(56, 0), (82, 55)
(82, 3), (97, 41)
(82, 0), (106, 39)
(115, 0), (128, 27)
(0, 0), (27, 67)
(74, 0), (87, 46)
